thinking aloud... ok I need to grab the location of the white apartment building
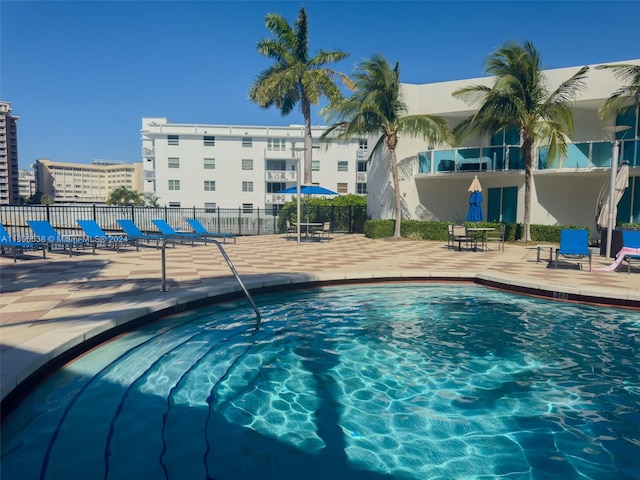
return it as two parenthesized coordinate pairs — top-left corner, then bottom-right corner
(367, 59), (640, 233)
(35, 159), (143, 204)
(141, 118), (368, 211)
(18, 168), (36, 200)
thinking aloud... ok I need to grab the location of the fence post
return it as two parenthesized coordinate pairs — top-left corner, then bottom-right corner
(46, 203), (51, 223)
(257, 207), (261, 235)
(238, 207), (242, 236)
(164, 205), (168, 220)
(349, 206), (353, 233)
(92, 204), (97, 221)
(217, 207), (221, 232)
(192, 205), (196, 220)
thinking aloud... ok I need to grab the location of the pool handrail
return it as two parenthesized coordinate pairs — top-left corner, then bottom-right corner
(160, 235), (261, 328)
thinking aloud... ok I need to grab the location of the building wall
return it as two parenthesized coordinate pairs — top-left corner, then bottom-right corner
(0, 101), (20, 205)
(18, 168), (36, 200)
(367, 59), (640, 233)
(141, 118), (368, 209)
(35, 159), (143, 204)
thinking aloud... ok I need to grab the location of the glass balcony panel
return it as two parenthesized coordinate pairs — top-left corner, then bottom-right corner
(457, 148), (488, 171)
(621, 139), (639, 167)
(508, 147), (523, 170)
(434, 150), (456, 172)
(592, 141), (611, 168)
(485, 146), (505, 170)
(418, 152), (431, 173)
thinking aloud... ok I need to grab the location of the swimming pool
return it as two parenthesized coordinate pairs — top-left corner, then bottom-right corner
(2, 284), (639, 479)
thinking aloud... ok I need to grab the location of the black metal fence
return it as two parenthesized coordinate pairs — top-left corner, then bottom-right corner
(0, 204), (367, 238)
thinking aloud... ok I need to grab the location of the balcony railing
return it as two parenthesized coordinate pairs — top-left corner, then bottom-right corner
(143, 170), (155, 181)
(266, 193), (288, 205)
(417, 138), (639, 174)
(265, 170), (297, 182)
(142, 147), (155, 158)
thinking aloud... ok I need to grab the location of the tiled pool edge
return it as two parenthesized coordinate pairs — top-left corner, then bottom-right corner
(2, 271), (639, 420)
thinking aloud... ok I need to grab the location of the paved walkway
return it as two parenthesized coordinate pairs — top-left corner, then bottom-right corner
(1, 234), (639, 404)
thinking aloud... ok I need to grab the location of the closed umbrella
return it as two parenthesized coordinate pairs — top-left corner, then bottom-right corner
(466, 176), (484, 222)
(596, 162), (629, 231)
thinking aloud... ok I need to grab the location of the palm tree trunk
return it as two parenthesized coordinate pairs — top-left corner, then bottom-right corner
(301, 97), (313, 185)
(523, 139), (533, 243)
(390, 146), (402, 238)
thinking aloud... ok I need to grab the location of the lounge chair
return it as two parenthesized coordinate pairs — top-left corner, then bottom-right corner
(77, 220), (128, 252)
(116, 219), (169, 250)
(0, 222), (46, 262)
(621, 230), (640, 274)
(186, 218), (236, 244)
(151, 219), (205, 246)
(555, 229), (591, 271)
(27, 220), (95, 256)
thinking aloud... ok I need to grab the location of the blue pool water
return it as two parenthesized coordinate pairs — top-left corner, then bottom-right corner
(2, 284), (640, 480)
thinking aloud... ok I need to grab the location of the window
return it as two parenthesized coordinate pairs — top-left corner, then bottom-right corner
(242, 181), (254, 192)
(337, 183), (348, 194)
(242, 203), (254, 213)
(168, 135), (179, 146)
(168, 202), (181, 207)
(168, 180), (180, 190)
(203, 158), (215, 170)
(204, 180), (216, 191)
(267, 138), (286, 151)
(241, 159), (254, 170)
(204, 136), (215, 147)
(359, 139), (368, 150)
(357, 161), (368, 172)
(267, 182), (286, 193)
(242, 137), (252, 147)
(337, 161), (348, 172)
(356, 182), (367, 194)
(312, 160), (320, 172)
(168, 157), (180, 168)
(204, 202), (217, 213)
(266, 160), (286, 170)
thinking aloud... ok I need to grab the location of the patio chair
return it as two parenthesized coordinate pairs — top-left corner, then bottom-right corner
(621, 230), (640, 274)
(0, 222), (46, 262)
(485, 224), (505, 252)
(284, 220), (296, 240)
(77, 219), (128, 252)
(447, 224), (455, 249)
(313, 221), (331, 242)
(555, 229), (591, 271)
(452, 225), (472, 251)
(27, 220), (95, 256)
(116, 219), (170, 251)
(186, 218), (236, 244)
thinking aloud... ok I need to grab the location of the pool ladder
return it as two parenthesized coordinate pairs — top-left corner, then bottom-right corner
(160, 236), (261, 327)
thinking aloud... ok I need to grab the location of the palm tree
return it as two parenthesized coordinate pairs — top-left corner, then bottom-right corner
(452, 41), (588, 242)
(249, 6), (353, 184)
(321, 54), (453, 238)
(596, 63), (640, 121)
(107, 186), (144, 206)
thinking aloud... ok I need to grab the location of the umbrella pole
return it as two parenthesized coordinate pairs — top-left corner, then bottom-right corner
(606, 140), (620, 258)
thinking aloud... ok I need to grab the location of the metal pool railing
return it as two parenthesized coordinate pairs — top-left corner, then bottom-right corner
(160, 235), (261, 328)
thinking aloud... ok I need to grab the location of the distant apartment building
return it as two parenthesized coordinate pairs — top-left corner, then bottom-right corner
(18, 168), (36, 201)
(35, 159), (143, 204)
(0, 101), (20, 205)
(141, 118), (369, 211)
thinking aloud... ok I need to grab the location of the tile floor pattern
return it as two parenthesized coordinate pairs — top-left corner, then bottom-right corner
(1, 234), (638, 402)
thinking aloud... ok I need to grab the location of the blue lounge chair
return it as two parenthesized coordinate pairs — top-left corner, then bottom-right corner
(77, 220), (128, 252)
(555, 229), (591, 271)
(186, 218), (236, 244)
(621, 230), (640, 274)
(27, 220), (95, 256)
(116, 219), (169, 250)
(0, 222), (46, 262)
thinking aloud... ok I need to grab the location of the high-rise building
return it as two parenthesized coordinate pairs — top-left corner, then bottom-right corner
(18, 168), (36, 201)
(0, 101), (20, 205)
(35, 159), (143, 204)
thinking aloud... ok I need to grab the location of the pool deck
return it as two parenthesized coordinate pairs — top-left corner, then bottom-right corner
(1, 233), (639, 406)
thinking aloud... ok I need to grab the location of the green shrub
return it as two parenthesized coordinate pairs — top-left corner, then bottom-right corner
(363, 219), (394, 238)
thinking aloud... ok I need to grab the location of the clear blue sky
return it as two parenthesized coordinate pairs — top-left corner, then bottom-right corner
(2, 1), (639, 169)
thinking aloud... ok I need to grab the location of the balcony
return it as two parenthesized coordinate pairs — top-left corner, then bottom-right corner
(417, 139), (639, 175)
(264, 148), (293, 160)
(142, 147), (155, 158)
(143, 170), (155, 181)
(356, 172), (367, 183)
(356, 149), (368, 160)
(265, 170), (297, 182)
(266, 193), (288, 205)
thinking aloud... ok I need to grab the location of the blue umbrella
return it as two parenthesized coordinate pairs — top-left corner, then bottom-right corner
(466, 176), (484, 222)
(277, 185), (339, 195)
